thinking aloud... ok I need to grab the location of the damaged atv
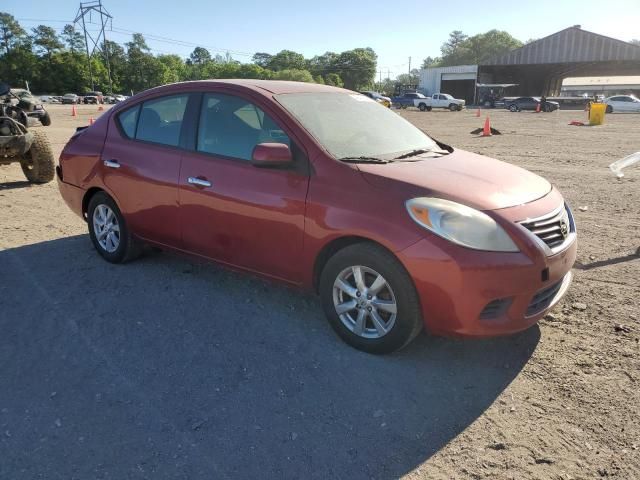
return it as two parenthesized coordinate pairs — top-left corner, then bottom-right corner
(0, 82), (55, 184)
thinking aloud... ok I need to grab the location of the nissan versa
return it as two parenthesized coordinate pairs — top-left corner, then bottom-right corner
(57, 80), (577, 354)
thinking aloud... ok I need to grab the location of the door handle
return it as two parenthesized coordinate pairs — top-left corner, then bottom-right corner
(104, 159), (120, 169)
(187, 177), (212, 188)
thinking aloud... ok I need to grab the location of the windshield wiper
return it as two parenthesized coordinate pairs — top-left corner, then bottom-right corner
(393, 148), (448, 160)
(338, 156), (392, 164)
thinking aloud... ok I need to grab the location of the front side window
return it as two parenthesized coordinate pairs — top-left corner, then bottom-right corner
(136, 94), (189, 147)
(197, 93), (290, 161)
(276, 92), (438, 160)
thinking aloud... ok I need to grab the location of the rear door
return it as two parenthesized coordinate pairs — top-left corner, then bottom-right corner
(178, 91), (310, 283)
(101, 93), (190, 247)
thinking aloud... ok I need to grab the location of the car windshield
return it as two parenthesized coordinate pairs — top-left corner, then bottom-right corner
(441, 94), (453, 99)
(276, 92), (440, 160)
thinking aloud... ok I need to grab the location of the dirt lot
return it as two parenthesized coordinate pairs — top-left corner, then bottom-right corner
(1, 103), (638, 479)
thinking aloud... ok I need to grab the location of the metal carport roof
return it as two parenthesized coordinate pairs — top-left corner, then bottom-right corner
(485, 26), (640, 66)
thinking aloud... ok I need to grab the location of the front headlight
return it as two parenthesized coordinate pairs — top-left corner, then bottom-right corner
(406, 197), (519, 252)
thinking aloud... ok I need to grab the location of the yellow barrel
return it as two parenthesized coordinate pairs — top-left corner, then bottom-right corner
(589, 103), (606, 126)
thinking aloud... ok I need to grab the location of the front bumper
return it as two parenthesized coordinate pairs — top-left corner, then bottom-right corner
(27, 110), (46, 118)
(397, 214), (577, 338)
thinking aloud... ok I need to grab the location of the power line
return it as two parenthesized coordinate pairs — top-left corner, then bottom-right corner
(18, 15), (392, 75)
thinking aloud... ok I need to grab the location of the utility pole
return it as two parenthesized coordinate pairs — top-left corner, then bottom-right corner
(408, 56), (411, 76)
(75, 1), (113, 93)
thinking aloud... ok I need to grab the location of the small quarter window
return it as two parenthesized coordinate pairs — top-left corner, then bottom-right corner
(117, 105), (139, 139)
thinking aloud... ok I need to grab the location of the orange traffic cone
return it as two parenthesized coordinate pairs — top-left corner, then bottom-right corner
(482, 116), (492, 137)
(71, 105), (77, 117)
(89, 117), (94, 125)
(535, 103), (541, 113)
(475, 108), (481, 117)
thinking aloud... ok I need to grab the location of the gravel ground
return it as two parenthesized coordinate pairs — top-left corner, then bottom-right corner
(1, 103), (638, 479)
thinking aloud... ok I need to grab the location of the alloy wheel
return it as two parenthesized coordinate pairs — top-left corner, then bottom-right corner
(332, 265), (397, 339)
(93, 204), (120, 253)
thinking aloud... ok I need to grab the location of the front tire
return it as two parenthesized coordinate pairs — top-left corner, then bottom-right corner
(449, 103), (458, 111)
(87, 192), (141, 264)
(509, 104), (518, 112)
(319, 243), (422, 354)
(21, 131), (55, 183)
(606, 105), (613, 113)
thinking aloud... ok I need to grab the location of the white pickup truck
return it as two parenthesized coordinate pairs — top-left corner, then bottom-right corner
(414, 93), (465, 112)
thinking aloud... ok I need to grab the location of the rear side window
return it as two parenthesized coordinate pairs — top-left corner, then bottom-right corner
(197, 93), (290, 161)
(117, 105), (139, 139)
(136, 94), (189, 147)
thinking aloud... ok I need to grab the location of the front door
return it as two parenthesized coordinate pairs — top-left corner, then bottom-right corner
(101, 93), (190, 247)
(178, 92), (309, 283)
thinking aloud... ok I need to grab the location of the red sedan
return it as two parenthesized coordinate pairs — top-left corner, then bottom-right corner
(57, 80), (577, 353)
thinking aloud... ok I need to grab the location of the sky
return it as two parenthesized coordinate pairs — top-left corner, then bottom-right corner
(4, 0), (640, 78)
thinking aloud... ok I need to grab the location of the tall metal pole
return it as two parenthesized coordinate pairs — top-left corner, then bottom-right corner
(408, 56), (411, 76)
(75, 1), (113, 93)
(80, 12), (94, 90)
(98, 1), (113, 93)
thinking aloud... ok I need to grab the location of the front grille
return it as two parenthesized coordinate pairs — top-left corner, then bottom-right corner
(519, 205), (571, 250)
(526, 279), (563, 316)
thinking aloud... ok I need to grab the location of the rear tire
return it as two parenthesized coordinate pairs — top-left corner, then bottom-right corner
(509, 104), (518, 112)
(319, 243), (423, 354)
(20, 131), (55, 183)
(87, 192), (142, 264)
(418, 103), (427, 112)
(606, 105), (613, 113)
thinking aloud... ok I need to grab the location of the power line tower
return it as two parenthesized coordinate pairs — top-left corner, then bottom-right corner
(74, 1), (113, 93)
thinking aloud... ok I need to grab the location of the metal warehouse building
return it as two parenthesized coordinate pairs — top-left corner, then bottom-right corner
(419, 26), (640, 104)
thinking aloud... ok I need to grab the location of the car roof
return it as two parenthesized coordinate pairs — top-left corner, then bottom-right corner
(140, 79), (350, 98)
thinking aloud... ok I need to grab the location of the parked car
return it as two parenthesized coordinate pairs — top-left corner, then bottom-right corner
(359, 91), (392, 108)
(83, 91), (104, 104)
(57, 80), (577, 354)
(604, 95), (640, 113)
(505, 97), (559, 112)
(61, 93), (79, 104)
(414, 93), (465, 112)
(391, 92), (426, 109)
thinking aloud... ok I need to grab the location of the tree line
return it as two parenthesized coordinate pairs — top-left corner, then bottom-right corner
(0, 12), (378, 94)
(7, 12), (626, 97)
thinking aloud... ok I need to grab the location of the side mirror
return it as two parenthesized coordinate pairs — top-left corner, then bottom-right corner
(0, 82), (9, 97)
(251, 143), (293, 167)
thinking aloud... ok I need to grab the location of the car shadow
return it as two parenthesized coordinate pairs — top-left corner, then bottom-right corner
(0, 235), (540, 479)
(574, 250), (640, 270)
(0, 180), (31, 190)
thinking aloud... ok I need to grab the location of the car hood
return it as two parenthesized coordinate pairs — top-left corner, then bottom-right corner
(357, 149), (552, 211)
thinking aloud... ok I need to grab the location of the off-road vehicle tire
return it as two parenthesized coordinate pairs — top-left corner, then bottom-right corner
(40, 112), (51, 126)
(20, 130), (55, 183)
